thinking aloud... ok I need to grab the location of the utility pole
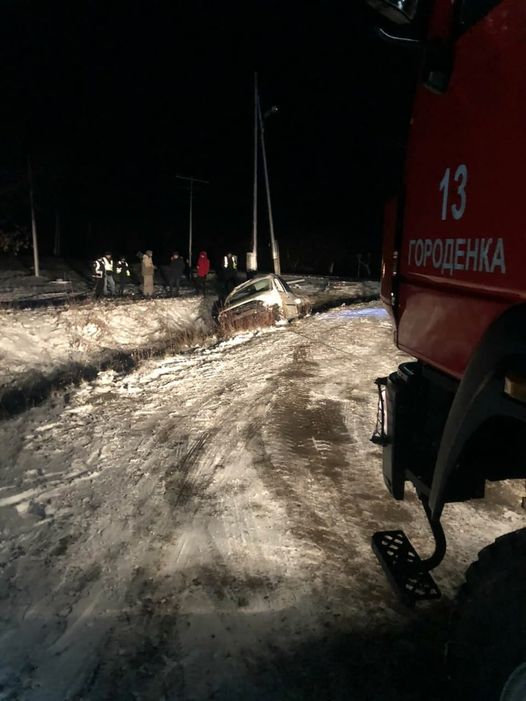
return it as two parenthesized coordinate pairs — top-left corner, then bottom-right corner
(257, 95), (281, 275)
(248, 72), (259, 275)
(27, 156), (40, 277)
(176, 175), (209, 268)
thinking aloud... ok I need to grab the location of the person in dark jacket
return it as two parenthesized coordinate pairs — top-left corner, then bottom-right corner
(195, 251), (210, 295)
(115, 256), (131, 295)
(169, 251), (185, 296)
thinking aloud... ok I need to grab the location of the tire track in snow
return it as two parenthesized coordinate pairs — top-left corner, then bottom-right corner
(3, 309), (513, 700)
(50, 330), (296, 698)
(0, 316), (355, 699)
(164, 430), (221, 510)
(255, 367), (363, 574)
(145, 338), (314, 700)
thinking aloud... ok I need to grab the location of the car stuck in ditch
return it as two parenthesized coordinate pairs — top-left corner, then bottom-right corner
(218, 274), (304, 329)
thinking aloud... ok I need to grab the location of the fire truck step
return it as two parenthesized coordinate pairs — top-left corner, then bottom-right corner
(372, 530), (441, 606)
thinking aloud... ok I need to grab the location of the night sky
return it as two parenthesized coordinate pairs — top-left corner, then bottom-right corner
(1, 1), (418, 273)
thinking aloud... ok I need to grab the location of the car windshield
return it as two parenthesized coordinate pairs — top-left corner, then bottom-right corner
(275, 276), (293, 293)
(228, 278), (272, 305)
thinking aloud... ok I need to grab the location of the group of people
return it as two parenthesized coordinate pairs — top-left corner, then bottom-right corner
(92, 250), (159, 298)
(92, 252), (131, 297)
(92, 249), (239, 299)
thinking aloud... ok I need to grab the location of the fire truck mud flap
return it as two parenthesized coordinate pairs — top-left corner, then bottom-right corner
(371, 363), (423, 501)
(371, 530), (441, 606)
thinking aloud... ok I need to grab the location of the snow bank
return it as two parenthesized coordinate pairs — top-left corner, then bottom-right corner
(0, 297), (214, 390)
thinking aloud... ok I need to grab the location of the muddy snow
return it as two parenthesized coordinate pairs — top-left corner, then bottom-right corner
(0, 302), (525, 700)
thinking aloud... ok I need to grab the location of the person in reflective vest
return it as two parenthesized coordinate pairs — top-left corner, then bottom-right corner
(115, 256), (131, 295)
(102, 252), (116, 296)
(92, 257), (105, 298)
(222, 252), (238, 294)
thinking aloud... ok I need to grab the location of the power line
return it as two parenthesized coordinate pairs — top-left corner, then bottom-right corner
(175, 175), (209, 265)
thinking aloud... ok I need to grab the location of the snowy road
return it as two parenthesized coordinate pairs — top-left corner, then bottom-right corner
(1, 305), (525, 700)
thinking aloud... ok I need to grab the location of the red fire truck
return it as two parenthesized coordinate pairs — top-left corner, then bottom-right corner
(367, 0), (526, 697)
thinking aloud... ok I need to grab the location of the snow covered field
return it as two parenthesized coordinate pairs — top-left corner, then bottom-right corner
(0, 301), (525, 700)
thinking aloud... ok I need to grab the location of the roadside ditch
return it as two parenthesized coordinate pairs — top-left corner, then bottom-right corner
(0, 293), (379, 420)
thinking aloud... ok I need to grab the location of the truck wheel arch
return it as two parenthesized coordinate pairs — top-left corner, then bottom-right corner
(429, 304), (526, 518)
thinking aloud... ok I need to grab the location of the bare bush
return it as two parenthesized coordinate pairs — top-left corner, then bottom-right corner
(0, 228), (29, 255)
(130, 324), (212, 362)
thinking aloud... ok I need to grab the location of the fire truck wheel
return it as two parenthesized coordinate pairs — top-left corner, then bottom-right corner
(447, 528), (526, 701)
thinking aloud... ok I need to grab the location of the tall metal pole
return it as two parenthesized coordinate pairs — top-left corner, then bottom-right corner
(27, 156), (40, 277)
(250, 72), (258, 273)
(189, 178), (193, 267)
(257, 95), (281, 275)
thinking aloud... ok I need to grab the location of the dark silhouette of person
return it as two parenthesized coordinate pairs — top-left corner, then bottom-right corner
(169, 251), (185, 296)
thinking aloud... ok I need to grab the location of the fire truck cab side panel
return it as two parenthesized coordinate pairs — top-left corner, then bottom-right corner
(376, 0), (526, 520)
(397, 0), (526, 377)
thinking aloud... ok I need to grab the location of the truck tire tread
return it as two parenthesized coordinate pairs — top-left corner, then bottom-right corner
(448, 528), (526, 701)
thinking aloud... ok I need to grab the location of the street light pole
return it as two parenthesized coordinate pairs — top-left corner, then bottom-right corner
(248, 72), (258, 275)
(189, 178), (193, 265)
(257, 96), (281, 275)
(176, 175), (209, 268)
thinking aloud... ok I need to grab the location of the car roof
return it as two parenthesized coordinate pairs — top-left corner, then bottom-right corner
(231, 273), (275, 291)
(224, 273), (277, 302)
